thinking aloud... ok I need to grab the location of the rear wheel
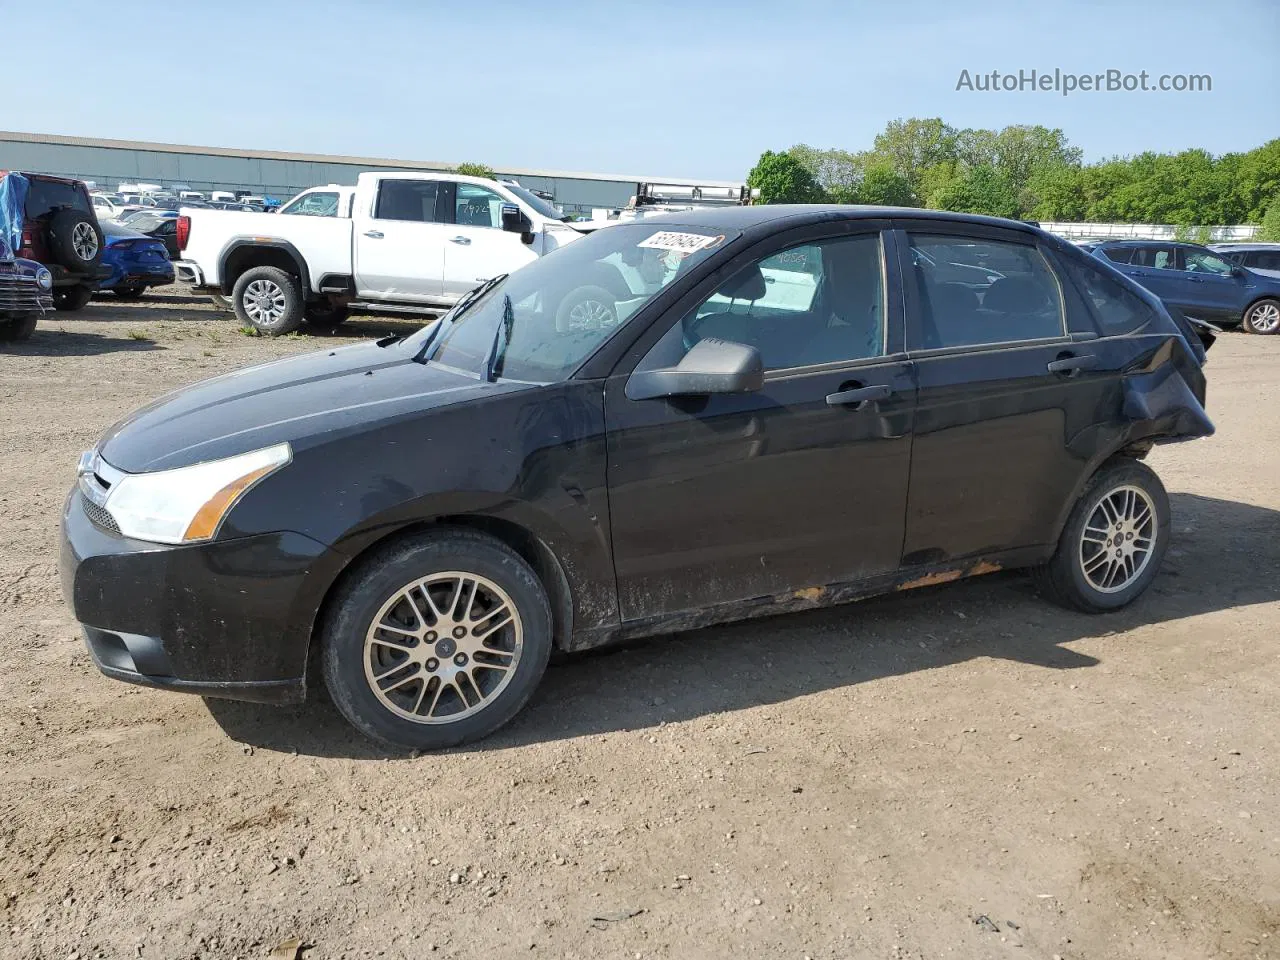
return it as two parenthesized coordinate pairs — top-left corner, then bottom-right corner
(304, 300), (350, 333)
(0, 314), (38, 342)
(1242, 298), (1280, 335)
(321, 529), (553, 750)
(112, 284), (147, 300)
(1037, 459), (1170, 612)
(555, 284), (617, 333)
(231, 266), (304, 335)
(52, 286), (93, 312)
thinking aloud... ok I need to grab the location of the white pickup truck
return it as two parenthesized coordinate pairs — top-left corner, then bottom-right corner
(173, 171), (596, 334)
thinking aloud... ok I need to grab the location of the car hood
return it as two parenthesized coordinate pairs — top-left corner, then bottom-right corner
(99, 339), (531, 473)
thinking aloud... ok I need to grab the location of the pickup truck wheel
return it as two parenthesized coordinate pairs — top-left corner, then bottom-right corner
(0, 314), (38, 342)
(304, 301), (350, 332)
(1242, 299), (1280, 335)
(555, 285), (617, 333)
(232, 266), (304, 335)
(52, 286), (94, 312)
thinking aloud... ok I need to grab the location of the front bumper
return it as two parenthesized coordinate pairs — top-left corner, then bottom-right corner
(60, 487), (343, 705)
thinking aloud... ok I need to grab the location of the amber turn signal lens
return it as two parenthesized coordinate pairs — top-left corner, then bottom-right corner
(181, 464), (277, 541)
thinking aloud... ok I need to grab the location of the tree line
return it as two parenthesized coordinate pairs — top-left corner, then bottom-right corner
(746, 119), (1280, 238)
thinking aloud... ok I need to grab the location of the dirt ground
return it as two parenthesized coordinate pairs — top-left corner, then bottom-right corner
(0, 290), (1277, 960)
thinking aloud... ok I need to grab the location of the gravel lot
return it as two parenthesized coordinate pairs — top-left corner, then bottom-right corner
(1, 291), (1277, 960)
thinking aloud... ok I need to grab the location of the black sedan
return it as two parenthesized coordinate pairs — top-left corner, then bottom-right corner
(60, 206), (1214, 749)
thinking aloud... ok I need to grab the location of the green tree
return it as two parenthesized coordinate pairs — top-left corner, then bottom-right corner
(991, 125), (1083, 194)
(788, 144), (866, 200)
(747, 150), (824, 204)
(1260, 196), (1280, 241)
(858, 164), (915, 206)
(455, 162), (495, 179)
(931, 165), (1020, 219)
(873, 117), (959, 189)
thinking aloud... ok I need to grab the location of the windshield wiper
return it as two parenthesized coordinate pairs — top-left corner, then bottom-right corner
(480, 294), (515, 383)
(413, 273), (508, 363)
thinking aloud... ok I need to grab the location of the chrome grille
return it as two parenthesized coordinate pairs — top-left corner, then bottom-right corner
(0, 274), (53, 313)
(80, 493), (121, 534)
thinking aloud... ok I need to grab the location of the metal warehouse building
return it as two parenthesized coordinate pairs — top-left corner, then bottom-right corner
(0, 131), (738, 215)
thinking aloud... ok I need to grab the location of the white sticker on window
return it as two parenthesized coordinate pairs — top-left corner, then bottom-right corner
(637, 231), (719, 253)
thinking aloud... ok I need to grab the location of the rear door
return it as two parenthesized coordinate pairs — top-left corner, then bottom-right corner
(603, 222), (916, 621)
(897, 225), (1121, 563)
(353, 178), (446, 301)
(439, 182), (539, 299)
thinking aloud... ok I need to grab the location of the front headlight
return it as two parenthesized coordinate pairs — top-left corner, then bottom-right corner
(36, 268), (53, 290)
(103, 443), (292, 544)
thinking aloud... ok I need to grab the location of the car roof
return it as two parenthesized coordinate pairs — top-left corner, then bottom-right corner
(1096, 239), (1210, 249)
(627, 203), (1045, 236)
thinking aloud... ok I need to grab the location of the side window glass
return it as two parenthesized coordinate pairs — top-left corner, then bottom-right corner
(1183, 249), (1233, 274)
(1152, 248), (1175, 270)
(283, 192), (339, 217)
(455, 184), (506, 229)
(374, 180), (439, 222)
(1058, 254), (1153, 336)
(1102, 247), (1133, 265)
(638, 235), (885, 372)
(1255, 252), (1280, 271)
(907, 235), (1065, 350)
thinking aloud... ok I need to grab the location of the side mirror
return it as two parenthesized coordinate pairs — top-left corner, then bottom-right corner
(1231, 265), (1245, 278)
(626, 338), (764, 401)
(501, 203), (534, 245)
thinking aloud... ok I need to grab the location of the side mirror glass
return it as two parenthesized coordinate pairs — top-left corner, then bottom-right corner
(626, 338), (764, 401)
(501, 203), (525, 233)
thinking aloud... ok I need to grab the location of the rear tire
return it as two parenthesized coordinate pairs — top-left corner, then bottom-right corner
(321, 529), (553, 750)
(304, 300), (350, 333)
(0, 314), (38, 342)
(47, 209), (104, 271)
(112, 284), (147, 300)
(1037, 459), (1170, 613)
(52, 286), (93, 312)
(1242, 298), (1280, 335)
(231, 266), (304, 335)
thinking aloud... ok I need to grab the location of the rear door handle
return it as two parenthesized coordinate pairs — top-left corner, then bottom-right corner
(450, 236), (472, 245)
(363, 230), (384, 239)
(1129, 270), (1148, 277)
(1185, 276), (1204, 282)
(826, 383), (892, 407)
(1046, 353), (1098, 375)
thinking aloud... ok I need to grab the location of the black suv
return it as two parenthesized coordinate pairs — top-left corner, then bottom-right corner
(11, 173), (110, 311)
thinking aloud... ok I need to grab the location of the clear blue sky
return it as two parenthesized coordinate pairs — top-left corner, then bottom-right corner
(4, 0), (1276, 180)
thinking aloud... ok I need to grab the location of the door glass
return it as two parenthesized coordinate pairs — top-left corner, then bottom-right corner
(907, 235), (1065, 349)
(454, 184), (506, 228)
(1251, 251), (1280, 271)
(1182, 249), (1233, 274)
(1102, 247), (1133, 264)
(1058, 254), (1153, 335)
(373, 180), (439, 222)
(639, 236), (885, 372)
(1131, 246), (1175, 269)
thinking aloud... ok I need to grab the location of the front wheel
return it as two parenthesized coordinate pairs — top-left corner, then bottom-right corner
(1242, 298), (1280, 335)
(0, 314), (38, 342)
(321, 529), (553, 750)
(1037, 459), (1170, 613)
(231, 266), (304, 335)
(52, 286), (93, 312)
(304, 300), (350, 333)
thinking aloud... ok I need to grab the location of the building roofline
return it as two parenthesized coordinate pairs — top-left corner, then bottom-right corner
(0, 131), (743, 188)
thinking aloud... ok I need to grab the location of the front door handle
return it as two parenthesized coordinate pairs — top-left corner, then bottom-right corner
(363, 230), (384, 239)
(826, 383), (892, 408)
(450, 236), (472, 245)
(1046, 353), (1099, 375)
(1129, 270), (1148, 277)
(1185, 276), (1204, 283)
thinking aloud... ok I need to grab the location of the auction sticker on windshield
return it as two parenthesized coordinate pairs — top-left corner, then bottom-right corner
(637, 231), (724, 253)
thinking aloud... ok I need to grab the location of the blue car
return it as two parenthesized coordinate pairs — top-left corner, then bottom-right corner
(1092, 239), (1280, 335)
(98, 220), (174, 299)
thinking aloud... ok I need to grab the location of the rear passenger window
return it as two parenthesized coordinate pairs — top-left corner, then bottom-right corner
(906, 235), (1065, 350)
(1251, 251), (1280, 271)
(374, 180), (439, 222)
(1101, 247), (1133, 264)
(1057, 254), (1153, 336)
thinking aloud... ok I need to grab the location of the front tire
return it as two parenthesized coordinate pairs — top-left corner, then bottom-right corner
(52, 286), (94, 312)
(0, 314), (38, 342)
(304, 300), (350, 333)
(1242, 298), (1280, 335)
(1037, 459), (1170, 613)
(231, 266), (304, 335)
(321, 529), (553, 750)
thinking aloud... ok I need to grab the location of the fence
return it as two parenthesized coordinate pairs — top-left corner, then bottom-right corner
(1040, 222), (1260, 242)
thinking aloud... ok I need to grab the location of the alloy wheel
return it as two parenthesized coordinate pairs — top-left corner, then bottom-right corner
(363, 572), (524, 724)
(1247, 302), (1280, 333)
(566, 298), (614, 330)
(1077, 484), (1157, 594)
(72, 222), (99, 261)
(243, 279), (287, 325)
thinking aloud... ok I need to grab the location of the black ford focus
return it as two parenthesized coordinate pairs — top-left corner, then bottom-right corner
(61, 206), (1213, 749)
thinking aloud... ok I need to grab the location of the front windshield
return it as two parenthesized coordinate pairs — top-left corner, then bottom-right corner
(423, 223), (735, 382)
(506, 184), (565, 222)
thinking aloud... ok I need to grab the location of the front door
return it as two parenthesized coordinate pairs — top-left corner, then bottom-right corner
(440, 183), (539, 300)
(603, 226), (915, 622)
(1177, 245), (1252, 325)
(353, 178), (446, 301)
